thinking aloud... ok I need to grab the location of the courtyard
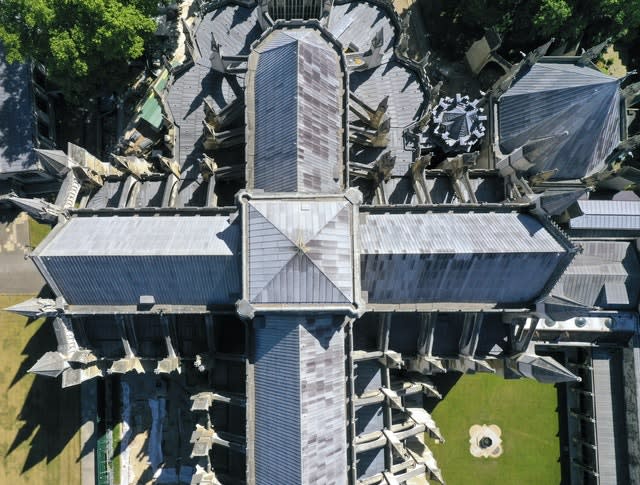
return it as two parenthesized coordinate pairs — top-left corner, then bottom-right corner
(430, 372), (561, 485)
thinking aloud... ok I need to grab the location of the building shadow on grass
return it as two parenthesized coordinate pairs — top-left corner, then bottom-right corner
(5, 308), (88, 473)
(423, 371), (464, 413)
(8, 286), (55, 389)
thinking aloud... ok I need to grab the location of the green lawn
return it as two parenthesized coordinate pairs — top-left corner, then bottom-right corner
(0, 295), (81, 485)
(28, 217), (52, 248)
(430, 372), (561, 485)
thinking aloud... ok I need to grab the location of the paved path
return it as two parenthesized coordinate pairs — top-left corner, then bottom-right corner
(0, 211), (45, 294)
(81, 381), (97, 485)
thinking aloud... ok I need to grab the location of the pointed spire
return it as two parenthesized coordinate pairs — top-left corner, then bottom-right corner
(491, 39), (554, 98)
(9, 196), (63, 224)
(577, 37), (611, 66)
(541, 294), (598, 322)
(512, 352), (580, 383)
(522, 38), (555, 69)
(35, 148), (75, 177)
(538, 188), (589, 216)
(4, 297), (57, 318)
(28, 351), (69, 378)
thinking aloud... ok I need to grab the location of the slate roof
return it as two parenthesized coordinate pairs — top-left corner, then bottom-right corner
(0, 46), (37, 174)
(327, 1), (396, 62)
(360, 211), (573, 305)
(550, 240), (640, 309)
(246, 197), (354, 304)
(498, 61), (621, 179)
(254, 315), (346, 484)
(165, 5), (258, 206)
(246, 28), (344, 193)
(33, 215), (241, 306)
(349, 59), (425, 175)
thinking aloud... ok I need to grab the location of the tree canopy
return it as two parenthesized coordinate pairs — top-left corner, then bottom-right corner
(0, 0), (157, 103)
(420, 0), (640, 60)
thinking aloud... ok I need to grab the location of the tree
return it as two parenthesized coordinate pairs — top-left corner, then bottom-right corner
(0, 0), (157, 103)
(532, 0), (640, 46)
(533, 0), (573, 38)
(419, 0), (640, 61)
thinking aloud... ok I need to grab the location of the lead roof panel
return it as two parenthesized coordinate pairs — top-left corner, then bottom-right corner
(571, 200), (640, 230)
(550, 240), (640, 309)
(39, 215), (239, 256)
(360, 212), (565, 254)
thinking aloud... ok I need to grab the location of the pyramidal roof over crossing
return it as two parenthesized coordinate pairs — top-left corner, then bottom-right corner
(242, 194), (357, 307)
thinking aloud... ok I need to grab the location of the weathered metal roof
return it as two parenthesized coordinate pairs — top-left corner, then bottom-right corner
(247, 198), (353, 303)
(0, 46), (36, 174)
(550, 240), (640, 309)
(360, 212), (571, 304)
(498, 61), (621, 179)
(246, 28), (344, 193)
(361, 212), (565, 254)
(570, 199), (640, 231)
(592, 349), (629, 484)
(33, 215), (241, 305)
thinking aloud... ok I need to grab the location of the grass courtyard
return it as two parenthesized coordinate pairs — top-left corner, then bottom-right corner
(28, 216), (51, 248)
(0, 295), (81, 485)
(430, 372), (561, 485)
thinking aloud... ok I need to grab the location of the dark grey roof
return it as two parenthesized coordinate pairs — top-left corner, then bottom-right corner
(165, 5), (256, 204)
(33, 215), (241, 305)
(551, 240), (640, 309)
(498, 61), (621, 179)
(247, 198), (353, 304)
(246, 29), (344, 193)
(254, 315), (301, 483)
(133, 179), (166, 208)
(254, 315), (346, 483)
(360, 212), (571, 305)
(570, 200), (640, 231)
(197, 4), (261, 60)
(0, 46), (36, 174)
(166, 66), (238, 170)
(538, 188), (588, 216)
(327, 1), (396, 62)
(431, 95), (486, 152)
(86, 180), (126, 209)
(349, 59), (425, 175)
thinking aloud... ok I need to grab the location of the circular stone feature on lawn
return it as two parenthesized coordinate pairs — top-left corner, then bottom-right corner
(469, 424), (503, 458)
